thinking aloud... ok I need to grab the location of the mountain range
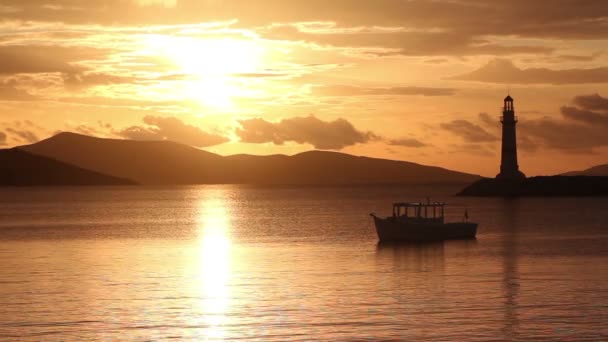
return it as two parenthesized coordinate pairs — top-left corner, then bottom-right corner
(562, 164), (608, 176)
(9, 132), (479, 186)
(0, 148), (134, 186)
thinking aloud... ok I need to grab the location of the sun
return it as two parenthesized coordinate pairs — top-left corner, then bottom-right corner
(144, 35), (265, 110)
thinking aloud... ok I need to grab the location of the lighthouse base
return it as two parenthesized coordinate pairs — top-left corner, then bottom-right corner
(496, 170), (526, 181)
(458, 176), (608, 197)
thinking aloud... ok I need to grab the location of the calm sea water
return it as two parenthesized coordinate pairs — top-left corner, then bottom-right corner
(0, 185), (607, 341)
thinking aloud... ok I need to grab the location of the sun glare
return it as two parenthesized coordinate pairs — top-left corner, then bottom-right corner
(145, 35), (265, 110)
(195, 190), (233, 340)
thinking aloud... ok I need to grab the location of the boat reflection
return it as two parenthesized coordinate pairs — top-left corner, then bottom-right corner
(375, 241), (446, 272)
(195, 188), (233, 340)
(500, 199), (521, 340)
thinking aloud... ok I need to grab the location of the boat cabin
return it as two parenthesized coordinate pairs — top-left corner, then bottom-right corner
(392, 201), (445, 224)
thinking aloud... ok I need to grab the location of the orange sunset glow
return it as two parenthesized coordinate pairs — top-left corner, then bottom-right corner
(2, 3), (608, 341)
(1, 1), (608, 176)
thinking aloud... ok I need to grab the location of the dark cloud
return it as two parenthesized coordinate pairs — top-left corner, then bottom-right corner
(558, 93), (608, 129)
(264, 25), (552, 57)
(440, 94), (608, 154)
(441, 120), (498, 142)
(387, 138), (428, 148)
(117, 126), (163, 141)
(0, 45), (141, 95)
(236, 115), (378, 150)
(449, 59), (608, 85)
(448, 112), (539, 153)
(554, 52), (603, 62)
(72, 124), (103, 136)
(313, 85), (455, 97)
(520, 53), (604, 65)
(478, 112), (495, 127)
(449, 143), (496, 157)
(424, 58), (450, 64)
(572, 93), (608, 111)
(51, 124), (109, 140)
(5, 127), (39, 143)
(519, 119), (607, 153)
(516, 134), (540, 153)
(560, 106), (608, 127)
(116, 115), (229, 147)
(0, 45), (132, 94)
(443, 114), (540, 155)
(0, 131), (6, 145)
(0, 45), (100, 75)
(62, 72), (136, 89)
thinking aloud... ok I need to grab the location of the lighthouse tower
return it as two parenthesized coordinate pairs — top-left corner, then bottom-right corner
(496, 95), (526, 180)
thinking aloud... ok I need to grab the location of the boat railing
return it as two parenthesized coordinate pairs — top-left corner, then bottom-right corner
(392, 201), (446, 220)
(394, 215), (445, 224)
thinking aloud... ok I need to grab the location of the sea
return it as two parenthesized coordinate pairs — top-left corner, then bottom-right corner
(0, 185), (607, 341)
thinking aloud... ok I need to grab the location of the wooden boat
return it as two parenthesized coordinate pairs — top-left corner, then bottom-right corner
(370, 201), (477, 242)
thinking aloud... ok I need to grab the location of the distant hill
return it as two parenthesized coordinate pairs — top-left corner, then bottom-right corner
(562, 163), (608, 176)
(19, 132), (480, 186)
(0, 148), (135, 186)
(458, 176), (608, 197)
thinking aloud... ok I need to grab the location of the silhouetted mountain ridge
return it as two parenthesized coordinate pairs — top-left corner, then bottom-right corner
(458, 176), (608, 196)
(0, 148), (135, 186)
(561, 163), (608, 176)
(20, 132), (480, 185)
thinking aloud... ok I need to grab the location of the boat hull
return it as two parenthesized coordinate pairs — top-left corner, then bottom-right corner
(372, 216), (477, 242)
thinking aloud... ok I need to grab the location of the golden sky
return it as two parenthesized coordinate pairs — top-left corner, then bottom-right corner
(0, 0), (607, 176)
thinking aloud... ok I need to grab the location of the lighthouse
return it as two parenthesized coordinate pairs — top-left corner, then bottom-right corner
(496, 95), (526, 180)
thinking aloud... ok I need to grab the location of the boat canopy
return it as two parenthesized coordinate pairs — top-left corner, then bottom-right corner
(393, 202), (446, 208)
(392, 201), (445, 219)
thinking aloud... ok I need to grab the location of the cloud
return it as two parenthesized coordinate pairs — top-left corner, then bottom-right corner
(56, 96), (182, 108)
(449, 59), (608, 84)
(68, 124), (104, 137)
(117, 126), (163, 141)
(560, 106), (608, 127)
(558, 94), (608, 129)
(0, 120), (49, 145)
(455, 94), (608, 153)
(62, 72), (136, 89)
(519, 118), (608, 152)
(231, 72), (288, 78)
(0, 81), (38, 101)
(237, 115), (426, 149)
(263, 24), (553, 57)
(1, 0), (608, 43)
(443, 113), (539, 153)
(116, 116), (229, 147)
(0, 45), (97, 75)
(135, 0), (177, 8)
(387, 138), (428, 148)
(554, 52), (603, 62)
(0, 131), (6, 145)
(424, 58), (449, 64)
(478, 112), (495, 127)
(313, 85), (455, 97)
(449, 143), (496, 157)
(572, 93), (608, 111)
(236, 115), (378, 150)
(440, 120), (498, 142)
(5, 127), (39, 143)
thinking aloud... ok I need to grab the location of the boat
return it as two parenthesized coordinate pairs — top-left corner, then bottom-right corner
(370, 200), (477, 242)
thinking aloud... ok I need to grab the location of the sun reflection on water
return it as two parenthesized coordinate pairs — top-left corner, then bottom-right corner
(196, 189), (232, 340)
